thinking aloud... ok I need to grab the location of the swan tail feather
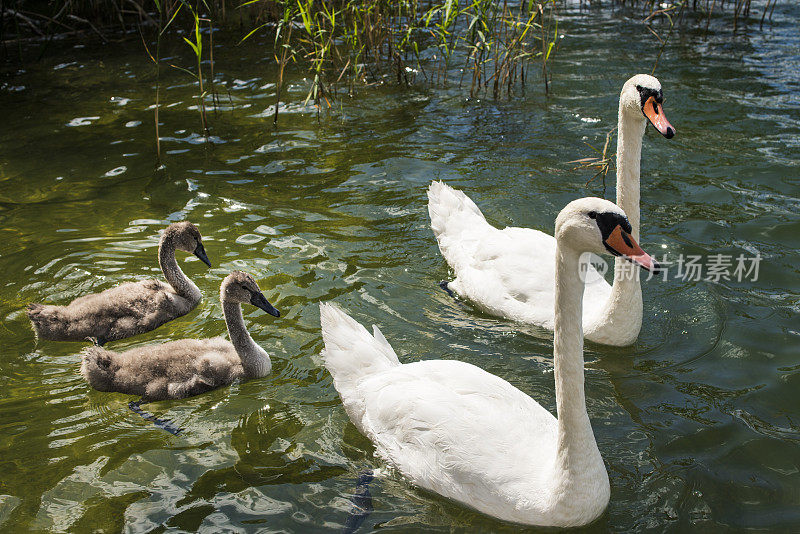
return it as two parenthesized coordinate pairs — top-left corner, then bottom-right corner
(26, 303), (93, 341)
(26, 303), (45, 317)
(319, 303), (399, 404)
(427, 181), (488, 272)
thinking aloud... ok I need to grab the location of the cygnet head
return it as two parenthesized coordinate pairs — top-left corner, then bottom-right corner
(221, 271), (280, 317)
(555, 197), (658, 272)
(163, 221), (212, 267)
(619, 74), (675, 139)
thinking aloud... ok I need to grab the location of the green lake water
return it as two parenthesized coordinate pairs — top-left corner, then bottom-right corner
(1, 3), (799, 532)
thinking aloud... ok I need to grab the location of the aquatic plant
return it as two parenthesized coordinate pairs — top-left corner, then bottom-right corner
(172, 2), (210, 137)
(2, 2), (776, 95)
(0, 1), (775, 48)
(249, 0), (561, 107)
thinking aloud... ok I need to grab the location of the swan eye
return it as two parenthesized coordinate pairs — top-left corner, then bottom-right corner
(588, 211), (597, 219)
(636, 85), (642, 92)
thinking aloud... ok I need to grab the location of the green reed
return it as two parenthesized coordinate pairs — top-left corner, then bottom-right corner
(178, 2), (210, 137)
(282, 0), (560, 106)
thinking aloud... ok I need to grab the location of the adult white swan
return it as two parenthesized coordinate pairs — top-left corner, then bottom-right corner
(428, 74), (674, 346)
(320, 197), (659, 527)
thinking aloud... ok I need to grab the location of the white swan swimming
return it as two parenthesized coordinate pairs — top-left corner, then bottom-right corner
(320, 197), (659, 527)
(428, 74), (674, 346)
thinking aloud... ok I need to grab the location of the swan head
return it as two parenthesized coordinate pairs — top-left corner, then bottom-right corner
(555, 197), (658, 271)
(164, 221), (212, 267)
(221, 271), (281, 317)
(620, 74), (675, 139)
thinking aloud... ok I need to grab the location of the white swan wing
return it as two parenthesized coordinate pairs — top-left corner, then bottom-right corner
(446, 225), (611, 327)
(428, 182), (611, 328)
(428, 180), (490, 273)
(357, 359), (558, 518)
(320, 303), (402, 433)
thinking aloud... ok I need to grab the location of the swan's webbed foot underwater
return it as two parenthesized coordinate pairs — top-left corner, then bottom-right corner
(128, 400), (183, 435)
(341, 470), (375, 534)
(438, 280), (457, 299)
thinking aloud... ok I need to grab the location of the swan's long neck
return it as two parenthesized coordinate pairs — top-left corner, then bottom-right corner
(159, 237), (201, 302)
(222, 299), (271, 378)
(553, 244), (603, 477)
(616, 106), (646, 241)
(590, 106), (645, 343)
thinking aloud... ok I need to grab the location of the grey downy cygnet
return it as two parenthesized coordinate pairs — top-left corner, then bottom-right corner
(27, 221), (212, 345)
(80, 271), (281, 401)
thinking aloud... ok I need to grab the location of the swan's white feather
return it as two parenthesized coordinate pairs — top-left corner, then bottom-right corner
(320, 303), (400, 433)
(359, 360), (559, 518)
(428, 181), (611, 331)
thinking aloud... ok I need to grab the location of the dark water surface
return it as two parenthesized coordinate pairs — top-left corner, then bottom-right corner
(1, 4), (799, 532)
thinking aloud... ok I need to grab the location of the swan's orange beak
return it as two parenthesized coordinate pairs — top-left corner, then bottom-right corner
(642, 96), (675, 139)
(604, 226), (659, 272)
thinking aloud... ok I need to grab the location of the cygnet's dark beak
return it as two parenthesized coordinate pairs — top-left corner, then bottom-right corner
(193, 243), (212, 267)
(251, 291), (280, 317)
